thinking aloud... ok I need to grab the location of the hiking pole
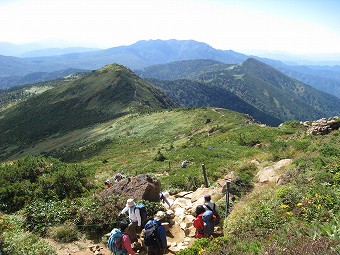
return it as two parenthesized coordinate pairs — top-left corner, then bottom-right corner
(225, 180), (230, 218)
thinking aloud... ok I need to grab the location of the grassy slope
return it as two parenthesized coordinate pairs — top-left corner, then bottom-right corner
(11, 107), (306, 190)
(9, 107), (262, 182)
(1, 107), (339, 254)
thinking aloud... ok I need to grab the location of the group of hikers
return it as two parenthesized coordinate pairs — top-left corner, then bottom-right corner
(104, 173), (124, 188)
(107, 193), (220, 255)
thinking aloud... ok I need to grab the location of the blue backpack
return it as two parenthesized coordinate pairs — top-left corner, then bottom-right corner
(202, 210), (215, 236)
(107, 228), (127, 255)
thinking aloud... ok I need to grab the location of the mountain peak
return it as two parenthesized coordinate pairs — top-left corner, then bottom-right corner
(0, 64), (176, 157)
(97, 63), (129, 72)
(242, 57), (269, 67)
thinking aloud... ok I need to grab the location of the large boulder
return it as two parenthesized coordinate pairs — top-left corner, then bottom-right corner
(256, 159), (292, 184)
(111, 174), (161, 202)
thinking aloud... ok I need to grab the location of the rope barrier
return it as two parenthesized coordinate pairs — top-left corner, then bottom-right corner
(4, 217), (122, 228)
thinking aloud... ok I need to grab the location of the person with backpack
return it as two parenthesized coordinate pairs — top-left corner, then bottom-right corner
(104, 178), (111, 188)
(119, 199), (142, 242)
(193, 205), (216, 238)
(143, 211), (167, 255)
(114, 172), (123, 182)
(181, 160), (188, 168)
(108, 221), (135, 255)
(159, 192), (171, 208)
(203, 194), (220, 224)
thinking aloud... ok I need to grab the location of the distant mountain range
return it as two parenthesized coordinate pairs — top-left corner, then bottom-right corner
(0, 39), (339, 98)
(137, 58), (340, 125)
(0, 42), (99, 57)
(0, 68), (90, 88)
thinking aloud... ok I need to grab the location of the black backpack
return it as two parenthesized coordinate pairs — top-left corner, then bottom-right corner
(144, 222), (160, 247)
(204, 203), (220, 224)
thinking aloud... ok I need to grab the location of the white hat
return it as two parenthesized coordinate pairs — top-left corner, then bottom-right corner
(162, 191), (169, 198)
(126, 199), (135, 207)
(154, 211), (166, 221)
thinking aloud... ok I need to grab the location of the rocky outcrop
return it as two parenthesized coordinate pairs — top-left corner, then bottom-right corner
(109, 174), (161, 202)
(256, 159), (292, 184)
(302, 117), (340, 135)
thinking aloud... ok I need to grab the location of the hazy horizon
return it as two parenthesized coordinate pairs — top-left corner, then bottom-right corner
(1, 0), (340, 62)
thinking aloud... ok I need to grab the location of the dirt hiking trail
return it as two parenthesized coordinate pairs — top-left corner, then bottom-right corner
(49, 159), (292, 254)
(49, 186), (225, 255)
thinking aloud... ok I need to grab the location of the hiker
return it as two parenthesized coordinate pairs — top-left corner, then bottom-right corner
(119, 221), (136, 255)
(193, 205), (216, 238)
(119, 199), (142, 242)
(144, 211), (167, 255)
(203, 194), (220, 224)
(193, 205), (206, 238)
(114, 172), (123, 182)
(107, 221), (135, 255)
(104, 179), (111, 189)
(181, 160), (188, 168)
(160, 192), (171, 208)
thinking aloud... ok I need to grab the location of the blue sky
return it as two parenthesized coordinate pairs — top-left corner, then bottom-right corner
(0, 0), (339, 56)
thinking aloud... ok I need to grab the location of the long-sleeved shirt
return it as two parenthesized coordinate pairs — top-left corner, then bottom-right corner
(121, 232), (135, 255)
(120, 206), (142, 226)
(144, 219), (167, 249)
(204, 201), (218, 212)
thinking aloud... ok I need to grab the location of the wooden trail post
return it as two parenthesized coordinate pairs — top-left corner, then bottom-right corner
(202, 163), (209, 188)
(225, 180), (230, 217)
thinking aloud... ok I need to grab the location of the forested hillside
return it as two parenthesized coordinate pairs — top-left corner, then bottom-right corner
(140, 59), (340, 125)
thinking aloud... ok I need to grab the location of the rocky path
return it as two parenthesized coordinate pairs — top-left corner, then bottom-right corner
(51, 185), (225, 255)
(50, 159), (292, 254)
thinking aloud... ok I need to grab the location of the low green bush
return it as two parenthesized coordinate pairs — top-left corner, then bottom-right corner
(312, 214), (340, 241)
(75, 194), (125, 238)
(165, 168), (202, 191)
(138, 200), (165, 219)
(296, 184), (340, 222)
(0, 156), (95, 213)
(261, 225), (339, 255)
(229, 163), (256, 197)
(274, 185), (302, 207)
(22, 199), (78, 235)
(22, 192), (127, 239)
(0, 214), (56, 255)
(154, 150), (166, 161)
(312, 171), (334, 184)
(334, 172), (340, 185)
(177, 238), (211, 255)
(48, 224), (79, 243)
